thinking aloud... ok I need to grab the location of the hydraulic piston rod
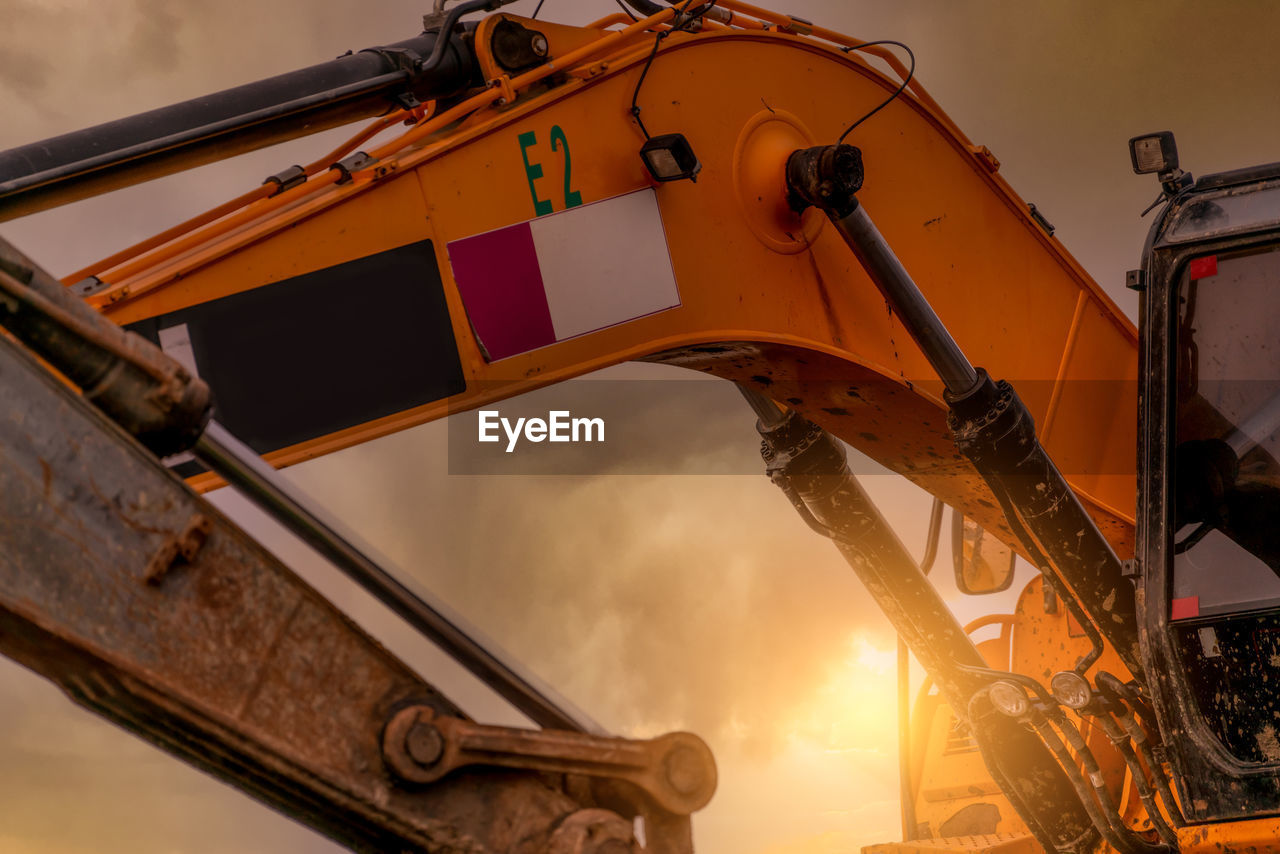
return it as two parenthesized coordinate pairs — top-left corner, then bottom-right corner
(834, 205), (979, 394)
(741, 388), (1097, 853)
(785, 143), (1144, 680)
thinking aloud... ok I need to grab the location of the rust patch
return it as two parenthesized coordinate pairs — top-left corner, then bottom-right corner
(143, 513), (213, 584)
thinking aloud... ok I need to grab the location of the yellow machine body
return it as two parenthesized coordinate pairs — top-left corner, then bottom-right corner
(83, 13), (1136, 558)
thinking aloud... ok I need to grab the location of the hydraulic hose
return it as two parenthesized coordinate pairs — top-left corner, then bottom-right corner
(1098, 671), (1186, 829)
(1094, 712), (1180, 847)
(961, 663), (1172, 854)
(1028, 710), (1166, 854)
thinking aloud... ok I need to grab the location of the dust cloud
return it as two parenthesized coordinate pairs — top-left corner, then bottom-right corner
(290, 374), (902, 753)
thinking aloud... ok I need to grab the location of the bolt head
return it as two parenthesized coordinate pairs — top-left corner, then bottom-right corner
(404, 718), (444, 766)
(663, 744), (705, 796)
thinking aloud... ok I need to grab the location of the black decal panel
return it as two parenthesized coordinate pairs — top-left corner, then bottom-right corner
(128, 239), (464, 472)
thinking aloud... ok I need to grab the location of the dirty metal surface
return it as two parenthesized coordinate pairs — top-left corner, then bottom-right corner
(382, 706), (716, 815)
(0, 332), (597, 853)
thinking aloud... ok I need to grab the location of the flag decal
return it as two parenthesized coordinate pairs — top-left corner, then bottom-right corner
(448, 188), (681, 361)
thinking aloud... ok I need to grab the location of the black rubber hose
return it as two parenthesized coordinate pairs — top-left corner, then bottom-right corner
(1054, 712), (1170, 854)
(958, 664), (1171, 854)
(1098, 672), (1187, 829)
(1095, 712), (1180, 846)
(1029, 710), (1165, 854)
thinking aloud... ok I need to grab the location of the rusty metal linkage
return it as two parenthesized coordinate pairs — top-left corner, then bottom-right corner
(0, 246), (706, 851)
(382, 706), (717, 816)
(193, 418), (604, 736)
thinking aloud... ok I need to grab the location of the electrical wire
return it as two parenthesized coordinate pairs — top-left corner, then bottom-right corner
(531, 0), (545, 18)
(629, 1), (715, 139)
(838, 40), (915, 144)
(614, 0), (640, 21)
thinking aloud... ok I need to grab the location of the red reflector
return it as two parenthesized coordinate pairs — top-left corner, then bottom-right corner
(1189, 255), (1218, 280)
(1171, 596), (1200, 620)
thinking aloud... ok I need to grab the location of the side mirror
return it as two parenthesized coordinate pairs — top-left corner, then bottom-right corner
(952, 509), (1016, 595)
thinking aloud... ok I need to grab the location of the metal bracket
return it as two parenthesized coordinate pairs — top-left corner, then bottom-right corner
(778, 15), (814, 35)
(70, 275), (110, 297)
(262, 164), (306, 195)
(1028, 203), (1056, 236)
(330, 151), (377, 184)
(390, 91), (422, 112)
(358, 46), (424, 74)
(489, 74), (517, 106)
(968, 144), (1001, 173)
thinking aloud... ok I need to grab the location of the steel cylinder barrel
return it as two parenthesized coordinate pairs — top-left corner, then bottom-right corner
(785, 145), (1144, 678)
(755, 410), (1097, 853)
(0, 30), (479, 221)
(832, 199), (1143, 676)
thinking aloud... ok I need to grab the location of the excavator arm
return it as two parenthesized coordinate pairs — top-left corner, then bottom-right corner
(0, 2), (1153, 852)
(0, 4), (1137, 550)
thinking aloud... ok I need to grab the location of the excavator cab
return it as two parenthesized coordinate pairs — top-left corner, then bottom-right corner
(1135, 132), (1280, 822)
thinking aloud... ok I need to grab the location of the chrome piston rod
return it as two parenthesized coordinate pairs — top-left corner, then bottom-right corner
(833, 204), (979, 395)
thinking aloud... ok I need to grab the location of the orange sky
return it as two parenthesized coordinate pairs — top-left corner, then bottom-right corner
(3, 2), (1280, 852)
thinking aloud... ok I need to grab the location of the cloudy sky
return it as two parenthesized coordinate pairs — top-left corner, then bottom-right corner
(4, 2), (1280, 853)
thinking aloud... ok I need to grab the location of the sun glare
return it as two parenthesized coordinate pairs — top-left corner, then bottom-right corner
(785, 634), (899, 754)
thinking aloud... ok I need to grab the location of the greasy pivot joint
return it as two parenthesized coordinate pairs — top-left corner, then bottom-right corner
(785, 144), (864, 217)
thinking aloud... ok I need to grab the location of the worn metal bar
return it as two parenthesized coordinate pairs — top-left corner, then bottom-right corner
(0, 330), (607, 853)
(193, 419), (605, 736)
(382, 706), (716, 816)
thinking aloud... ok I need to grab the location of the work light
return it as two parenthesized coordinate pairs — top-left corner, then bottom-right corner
(1050, 670), (1093, 710)
(1129, 132), (1179, 175)
(989, 681), (1030, 718)
(640, 133), (701, 183)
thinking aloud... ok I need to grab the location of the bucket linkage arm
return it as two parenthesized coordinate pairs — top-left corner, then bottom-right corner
(0, 236), (716, 853)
